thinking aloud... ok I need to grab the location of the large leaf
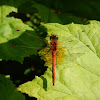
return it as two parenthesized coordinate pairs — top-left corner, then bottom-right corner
(0, 16), (44, 63)
(0, 74), (25, 100)
(18, 21), (100, 99)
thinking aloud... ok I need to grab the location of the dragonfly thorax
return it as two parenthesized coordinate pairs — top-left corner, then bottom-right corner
(50, 40), (58, 51)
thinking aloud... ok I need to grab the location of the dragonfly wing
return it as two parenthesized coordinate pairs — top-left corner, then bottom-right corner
(64, 44), (89, 63)
(65, 52), (85, 62)
(58, 36), (79, 49)
(55, 44), (89, 65)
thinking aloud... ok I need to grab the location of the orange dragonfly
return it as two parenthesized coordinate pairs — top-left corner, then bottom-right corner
(13, 30), (89, 86)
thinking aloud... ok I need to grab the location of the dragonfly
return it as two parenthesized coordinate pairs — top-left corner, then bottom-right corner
(49, 34), (59, 85)
(12, 30), (89, 86)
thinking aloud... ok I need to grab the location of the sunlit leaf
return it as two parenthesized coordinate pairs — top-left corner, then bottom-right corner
(0, 5), (17, 24)
(18, 21), (100, 99)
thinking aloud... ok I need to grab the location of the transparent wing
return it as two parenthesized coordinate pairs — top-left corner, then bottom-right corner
(12, 30), (47, 49)
(64, 45), (89, 62)
(55, 35), (90, 65)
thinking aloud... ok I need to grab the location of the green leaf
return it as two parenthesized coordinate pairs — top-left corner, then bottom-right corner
(0, 5), (17, 24)
(0, 74), (25, 100)
(18, 20), (100, 99)
(0, 17), (44, 63)
(33, 3), (62, 23)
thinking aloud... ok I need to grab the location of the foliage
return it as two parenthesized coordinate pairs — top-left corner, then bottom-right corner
(0, 0), (100, 100)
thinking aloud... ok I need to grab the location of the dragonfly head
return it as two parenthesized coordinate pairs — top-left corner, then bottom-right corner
(50, 35), (58, 40)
